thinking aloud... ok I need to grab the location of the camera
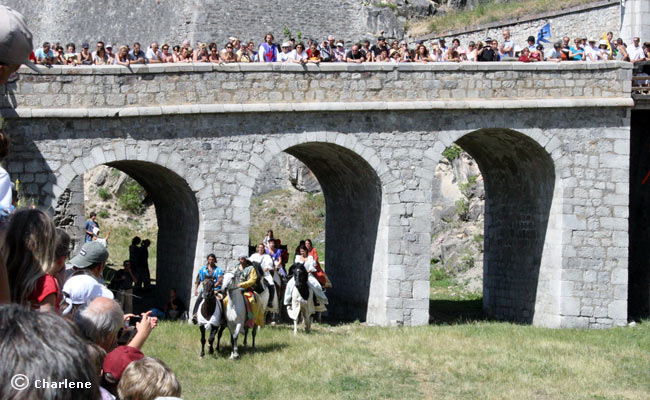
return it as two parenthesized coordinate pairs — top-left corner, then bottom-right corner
(127, 315), (142, 327)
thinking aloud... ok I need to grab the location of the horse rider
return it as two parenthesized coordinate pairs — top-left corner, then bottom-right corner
(191, 253), (224, 324)
(284, 246), (328, 312)
(249, 243), (275, 308)
(235, 255), (265, 327)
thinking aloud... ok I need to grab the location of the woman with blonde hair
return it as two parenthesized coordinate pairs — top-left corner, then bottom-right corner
(118, 357), (181, 400)
(4, 208), (59, 311)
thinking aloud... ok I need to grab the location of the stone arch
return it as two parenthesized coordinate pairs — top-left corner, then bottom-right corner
(253, 134), (396, 323)
(53, 154), (200, 309)
(430, 128), (561, 325)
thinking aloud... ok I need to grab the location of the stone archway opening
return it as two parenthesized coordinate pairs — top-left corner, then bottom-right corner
(54, 160), (199, 311)
(251, 141), (383, 322)
(434, 129), (556, 324)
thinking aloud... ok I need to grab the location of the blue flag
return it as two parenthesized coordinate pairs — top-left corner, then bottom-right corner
(537, 23), (551, 44)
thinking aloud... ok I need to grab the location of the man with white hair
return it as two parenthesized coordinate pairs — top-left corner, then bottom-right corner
(0, 5), (39, 86)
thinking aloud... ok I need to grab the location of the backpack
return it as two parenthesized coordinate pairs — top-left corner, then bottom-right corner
(250, 261), (266, 293)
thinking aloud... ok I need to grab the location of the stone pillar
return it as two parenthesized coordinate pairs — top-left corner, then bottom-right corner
(621, 0), (650, 44)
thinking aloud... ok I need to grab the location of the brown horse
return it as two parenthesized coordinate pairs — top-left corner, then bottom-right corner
(197, 277), (224, 357)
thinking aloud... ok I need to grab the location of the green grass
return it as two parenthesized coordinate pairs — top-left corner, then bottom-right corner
(144, 319), (650, 400)
(250, 189), (326, 261)
(409, 0), (598, 37)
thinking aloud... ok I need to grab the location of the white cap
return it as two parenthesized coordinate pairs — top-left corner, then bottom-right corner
(61, 274), (113, 315)
(281, 41), (291, 48)
(0, 5), (38, 72)
(336, 42), (344, 47)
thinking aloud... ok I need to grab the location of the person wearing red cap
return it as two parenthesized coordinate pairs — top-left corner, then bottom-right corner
(0, 5), (39, 86)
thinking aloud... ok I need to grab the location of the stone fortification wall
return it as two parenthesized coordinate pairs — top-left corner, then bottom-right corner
(0, 62), (632, 116)
(419, 1), (620, 47)
(2, 0), (397, 49)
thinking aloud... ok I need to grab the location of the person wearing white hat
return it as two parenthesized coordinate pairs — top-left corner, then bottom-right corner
(278, 41), (293, 62)
(0, 5), (39, 86)
(334, 41), (346, 62)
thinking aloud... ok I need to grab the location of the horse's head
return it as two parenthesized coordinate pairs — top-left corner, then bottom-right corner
(292, 263), (309, 288)
(221, 270), (238, 291)
(202, 277), (215, 299)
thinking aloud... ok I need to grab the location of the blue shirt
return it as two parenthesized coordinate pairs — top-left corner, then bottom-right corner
(84, 220), (98, 242)
(569, 46), (584, 61)
(197, 265), (224, 290)
(266, 248), (282, 263)
(34, 48), (54, 61)
(259, 42), (278, 62)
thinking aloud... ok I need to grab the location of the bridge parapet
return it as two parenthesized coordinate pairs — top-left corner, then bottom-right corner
(0, 62), (633, 118)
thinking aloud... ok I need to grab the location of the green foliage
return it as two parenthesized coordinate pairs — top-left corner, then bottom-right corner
(442, 144), (463, 162)
(455, 198), (470, 221)
(98, 209), (110, 219)
(459, 174), (478, 198)
(430, 266), (453, 288)
(110, 168), (121, 178)
(118, 180), (146, 215)
(473, 233), (484, 244)
(374, 1), (397, 11)
(97, 187), (112, 201)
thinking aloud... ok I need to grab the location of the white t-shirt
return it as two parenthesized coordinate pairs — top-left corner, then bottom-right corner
(289, 49), (308, 62)
(630, 45), (645, 61)
(294, 254), (315, 272)
(145, 48), (162, 62)
(278, 51), (292, 62)
(0, 167), (11, 213)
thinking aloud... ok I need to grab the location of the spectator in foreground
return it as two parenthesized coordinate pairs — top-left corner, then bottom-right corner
(4, 208), (59, 311)
(0, 5), (39, 85)
(74, 297), (125, 352)
(0, 304), (100, 400)
(118, 357), (182, 400)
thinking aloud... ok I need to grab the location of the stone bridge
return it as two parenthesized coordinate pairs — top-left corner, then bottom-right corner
(0, 62), (638, 328)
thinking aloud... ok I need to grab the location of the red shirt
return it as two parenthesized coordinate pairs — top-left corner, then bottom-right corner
(308, 248), (327, 285)
(29, 274), (61, 310)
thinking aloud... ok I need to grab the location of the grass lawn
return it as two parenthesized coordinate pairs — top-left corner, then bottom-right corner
(144, 317), (649, 399)
(409, 0), (598, 37)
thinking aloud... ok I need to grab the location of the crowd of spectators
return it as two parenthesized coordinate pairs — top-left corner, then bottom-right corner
(28, 30), (650, 67)
(0, 126), (182, 400)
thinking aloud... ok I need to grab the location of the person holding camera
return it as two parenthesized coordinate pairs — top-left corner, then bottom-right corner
(478, 38), (499, 62)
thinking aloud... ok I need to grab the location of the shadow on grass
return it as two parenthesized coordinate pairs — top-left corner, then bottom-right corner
(209, 341), (289, 358)
(429, 298), (487, 325)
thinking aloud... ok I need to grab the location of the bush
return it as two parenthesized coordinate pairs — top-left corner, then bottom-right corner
(119, 180), (146, 215)
(97, 187), (111, 201)
(98, 209), (110, 218)
(455, 199), (470, 221)
(443, 144), (463, 162)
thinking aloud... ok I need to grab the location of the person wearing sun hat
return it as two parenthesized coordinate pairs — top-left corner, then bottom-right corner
(0, 5), (39, 86)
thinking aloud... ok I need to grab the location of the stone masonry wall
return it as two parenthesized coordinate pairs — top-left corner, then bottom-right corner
(0, 63), (633, 328)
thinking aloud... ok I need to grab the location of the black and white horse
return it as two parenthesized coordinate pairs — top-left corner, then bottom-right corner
(196, 277), (224, 357)
(286, 263), (314, 334)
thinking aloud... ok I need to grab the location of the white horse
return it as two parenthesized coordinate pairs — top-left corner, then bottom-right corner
(219, 271), (246, 359)
(286, 263), (315, 335)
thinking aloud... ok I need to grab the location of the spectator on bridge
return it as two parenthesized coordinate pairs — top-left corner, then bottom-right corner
(360, 39), (373, 61)
(568, 38), (585, 61)
(78, 42), (93, 65)
(129, 42), (147, 64)
(500, 29), (514, 57)
(465, 41), (477, 61)
(526, 36), (536, 52)
(546, 42), (564, 62)
(5, 208), (59, 311)
(346, 44), (365, 63)
(375, 47), (389, 62)
(290, 42), (309, 64)
(583, 39), (600, 62)
(208, 43), (222, 63)
(438, 38), (449, 55)
(35, 41), (55, 65)
(172, 45), (182, 62)
(259, 33), (278, 62)
(478, 38), (498, 62)
(91, 41), (104, 59)
(179, 46), (193, 63)
(518, 47), (532, 62)
(146, 42), (163, 63)
(318, 39), (333, 62)
(529, 44), (543, 62)
(334, 42), (346, 62)
(114, 45), (131, 66)
(93, 46), (109, 65)
(236, 44), (253, 62)
(105, 44), (115, 63)
(307, 42), (321, 64)
(370, 36), (389, 60)
(53, 44), (66, 64)
(64, 42), (78, 64)
(597, 40), (611, 61)
(630, 37), (645, 63)
(194, 43), (210, 62)
(414, 44), (433, 62)
(222, 42), (236, 63)
(278, 42), (292, 62)
(160, 43), (173, 62)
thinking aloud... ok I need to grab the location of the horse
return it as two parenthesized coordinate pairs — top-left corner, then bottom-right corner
(219, 271), (247, 359)
(241, 262), (269, 349)
(286, 263), (314, 335)
(196, 276), (223, 357)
